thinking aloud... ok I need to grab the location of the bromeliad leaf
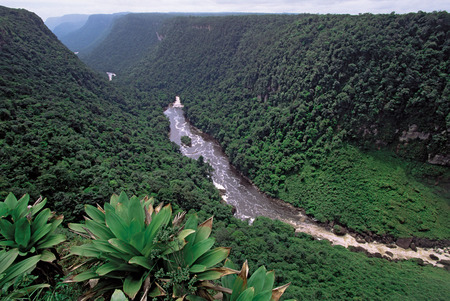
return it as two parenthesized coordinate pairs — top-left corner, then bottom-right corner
(123, 275), (143, 300)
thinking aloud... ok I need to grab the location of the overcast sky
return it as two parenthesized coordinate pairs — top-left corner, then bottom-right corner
(3, 0), (449, 21)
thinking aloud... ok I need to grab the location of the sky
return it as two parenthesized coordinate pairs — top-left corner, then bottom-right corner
(3, 0), (449, 21)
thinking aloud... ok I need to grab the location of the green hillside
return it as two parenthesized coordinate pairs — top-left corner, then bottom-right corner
(58, 13), (125, 53)
(79, 13), (171, 73)
(0, 6), (227, 222)
(122, 13), (450, 240)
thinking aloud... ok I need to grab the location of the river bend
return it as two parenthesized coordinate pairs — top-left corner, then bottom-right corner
(164, 102), (449, 267)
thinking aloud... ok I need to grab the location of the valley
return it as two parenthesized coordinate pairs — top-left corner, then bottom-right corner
(1, 5), (449, 300)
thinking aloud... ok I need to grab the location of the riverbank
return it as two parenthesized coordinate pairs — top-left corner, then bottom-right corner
(165, 100), (450, 269)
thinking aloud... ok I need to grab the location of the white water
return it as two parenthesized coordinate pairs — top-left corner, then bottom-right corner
(164, 101), (449, 267)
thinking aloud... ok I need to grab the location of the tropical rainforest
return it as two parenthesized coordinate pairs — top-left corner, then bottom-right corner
(0, 5), (449, 300)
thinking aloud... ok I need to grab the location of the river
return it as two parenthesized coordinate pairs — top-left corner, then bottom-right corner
(164, 101), (449, 267)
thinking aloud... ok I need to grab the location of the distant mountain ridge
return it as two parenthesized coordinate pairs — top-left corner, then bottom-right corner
(57, 12), (128, 53)
(45, 14), (89, 31)
(79, 13), (173, 73)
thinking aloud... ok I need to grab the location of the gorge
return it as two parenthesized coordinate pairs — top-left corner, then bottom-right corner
(165, 99), (450, 267)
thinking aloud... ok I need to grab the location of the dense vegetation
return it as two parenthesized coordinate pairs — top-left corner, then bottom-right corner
(215, 217), (450, 300)
(120, 13), (450, 240)
(1, 5), (450, 300)
(0, 6), (229, 222)
(79, 14), (172, 74)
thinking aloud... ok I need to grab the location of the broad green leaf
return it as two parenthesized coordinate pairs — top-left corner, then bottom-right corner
(15, 217), (31, 248)
(70, 270), (98, 282)
(12, 194), (30, 221)
(189, 264), (206, 273)
(85, 219), (114, 240)
(184, 214), (198, 231)
(70, 244), (101, 258)
(37, 233), (65, 249)
(128, 219), (142, 237)
(129, 256), (152, 270)
(253, 290), (272, 301)
(96, 262), (122, 276)
(230, 274), (246, 301)
(31, 208), (52, 233)
(184, 237), (215, 266)
(0, 241), (16, 247)
(194, 217), (213, 244)
(30, 197), (47, 215)
(105, 209), (129, 242)
(30, 223), (52, 245)
(178, 229), (196, 240)
(123, 275), (143, 300)
(4, 192), (18, 210)
(248, 266), (267, 293)
(0, 249), (19, 274)
(85, 204), (105, 222)
(0, 202), (8, 217)
(195, 247), (230, 268)
(0, 219), (15, 240)
(49, 215), (64, 232)
(236, 287), (255, 301)
(110, 193), (120, 207)
(68, 222), (88, 234)
(196, 267), (237, 281)
(129, 196), (145, 231)
(108, 238), (141, 256)
(40, 249), (56, 262)
(0, 254), (40, 286)
(111, 289), (128, 301)
(129, 231), (146, 251)
(262, 271), (275, 292)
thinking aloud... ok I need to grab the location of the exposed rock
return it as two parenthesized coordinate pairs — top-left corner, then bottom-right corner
(410, 243), (417, 252)
(438, 259), (450, 266)
(387, 243), (397, 249)
(364, 236), (374, 243)
(412, 258), (426, 266)
(428, 154), (450, 166)
(349, 246), (366, 254)
(396, 237), (413, 249)
(399, 124), (430, 142)
(385, 251), (394, 257)
(429, 254), (439, 260)
(356, 237), (366, 244)
(371, 252), (383, 258)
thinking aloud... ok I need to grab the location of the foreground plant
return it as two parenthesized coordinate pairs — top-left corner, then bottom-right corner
(221, 260), (291, 301)
(66, 192), (234, 300)
(0, 193), (65, 257)
(0, 193), (66, 297)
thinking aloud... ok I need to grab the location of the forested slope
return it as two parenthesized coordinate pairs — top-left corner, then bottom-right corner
(79, 13), (171, 73)
(1, 7), (450, 300)
(0, 6), (228, 222)
(58, 13), (125, 53)
(122, 13), (450, 240)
